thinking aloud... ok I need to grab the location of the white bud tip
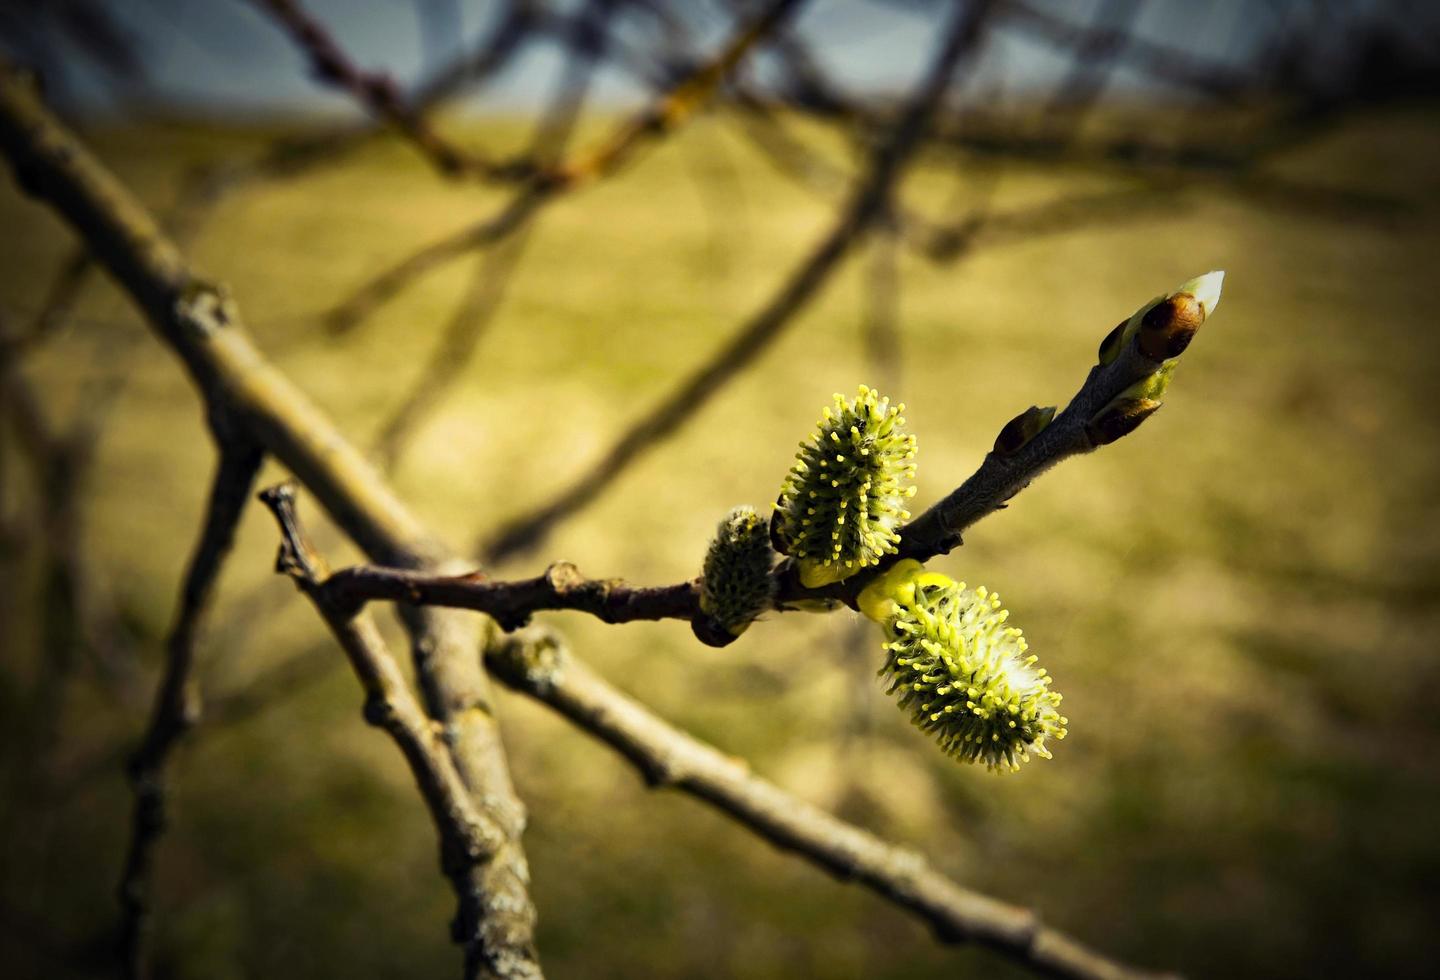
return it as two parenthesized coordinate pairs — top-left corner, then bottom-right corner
(1180, 270), (1224, 317)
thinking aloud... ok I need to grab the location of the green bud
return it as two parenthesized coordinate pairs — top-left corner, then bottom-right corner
(1125, 359), (1177, 403)
(774, 386), (917, 588)
(860, 560), (1067, 772)
(1085, 356), (1178, 448)
(697, 506), (776, 639)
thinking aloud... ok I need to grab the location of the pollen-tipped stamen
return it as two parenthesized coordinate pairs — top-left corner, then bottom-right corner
(774, 386), (917, 587)
(859, 559), (1067, 772)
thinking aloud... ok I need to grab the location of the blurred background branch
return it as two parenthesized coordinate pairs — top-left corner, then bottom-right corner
(2, 1), (1439, 978)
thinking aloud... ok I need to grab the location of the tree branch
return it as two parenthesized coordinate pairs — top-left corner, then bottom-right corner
(257, 483), (517, 978)
(891, 315), (1180, 565)
(246, 0), (528, 181)
(292, 264), (1215, 642)
(117, 429), (263, 980)
(481, 0), (997, 564)
(0, 63), (541, 980)
(259, 496), (1174, 980)
(484, 627), (1175, 980)
(323, 0), (805, 335)
(302, 559), (700, 632)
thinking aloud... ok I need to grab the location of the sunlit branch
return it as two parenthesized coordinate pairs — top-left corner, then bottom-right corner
(485, 626), (1176, 980)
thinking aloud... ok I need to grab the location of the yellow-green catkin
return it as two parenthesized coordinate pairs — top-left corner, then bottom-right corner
(859, 560), (1067, 772)
(773, 386), (917, 588)
(699, 506), (776, 637)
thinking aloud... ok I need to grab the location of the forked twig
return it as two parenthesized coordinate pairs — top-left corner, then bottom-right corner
(257, 483), (520, 978)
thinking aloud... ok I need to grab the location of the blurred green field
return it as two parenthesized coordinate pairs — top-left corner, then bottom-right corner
(3, 105), (1440, 979)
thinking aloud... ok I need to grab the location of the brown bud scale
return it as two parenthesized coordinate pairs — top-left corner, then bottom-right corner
(1138, 292), (1205, 361)
(1086, 398), (1161, 446)
(994, 405), (1056, 456)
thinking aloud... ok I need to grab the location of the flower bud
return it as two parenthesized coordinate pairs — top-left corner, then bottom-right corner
(1138, 292), (1203, 360)
(697, 506), (776, 640)
(774, 386), (917, 588)
(993, 405), (1056, 457)
(1085, 397), (1161, 447)
(1104, 270), (1224, 365)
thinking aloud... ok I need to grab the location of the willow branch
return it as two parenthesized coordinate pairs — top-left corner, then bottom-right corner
(257, 483), (512, 978)
(304, 262), (1210, 641)
(118, 430), (263, 980)
(892, 328), (1173, 563)
(481, 0), (996, 563)
(0, 64), (541, 979)
(485, 628), (1175, 980)
(292, 557), (699, 633)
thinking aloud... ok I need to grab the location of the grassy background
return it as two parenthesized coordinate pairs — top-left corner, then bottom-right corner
(2, 105), (1439, 978)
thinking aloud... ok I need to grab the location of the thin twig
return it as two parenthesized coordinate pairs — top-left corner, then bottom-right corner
(264, 489), (1172, 980)
(117, 431), (263, 980)
(890, 324), (1180, 565)
(481, 0), (997, 563)
(247, 0), (528, 181)
(257, 483), (519, 978)
(326, 191), (541, 334)
(232, 0), (666, 194)
(485, 627), (1175, 980)
(302, 559), (699, 632)
(323, 0), (805, 335)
